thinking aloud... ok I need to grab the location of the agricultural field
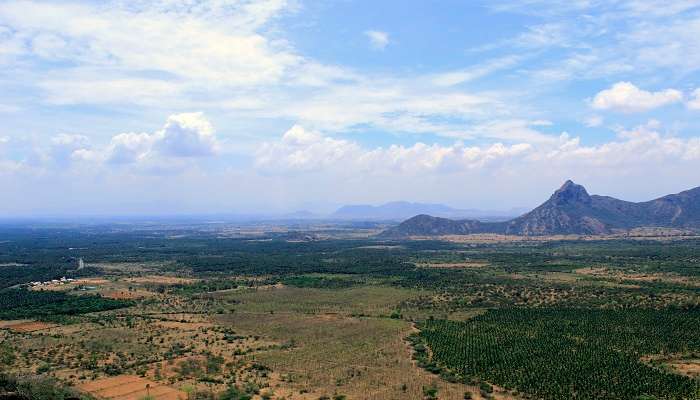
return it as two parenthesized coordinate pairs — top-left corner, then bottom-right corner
(0, 224), (699, 399)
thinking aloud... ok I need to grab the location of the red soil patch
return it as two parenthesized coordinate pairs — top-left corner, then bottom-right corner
(78, 375), (186, 400)
(666, 359), (700, 377)
(0, 320), (57, 332)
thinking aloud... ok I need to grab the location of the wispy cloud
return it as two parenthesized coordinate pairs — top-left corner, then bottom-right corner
(364, 30), (390, 50)
(432, 56), (524, 87)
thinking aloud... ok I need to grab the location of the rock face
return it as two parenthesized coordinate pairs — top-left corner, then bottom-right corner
(505, 180), (608, 235)
(380, 180), (700, 237)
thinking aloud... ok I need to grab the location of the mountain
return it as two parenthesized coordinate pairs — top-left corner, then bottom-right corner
(331, 201), (516, 221)
(380, 180), (700, 237)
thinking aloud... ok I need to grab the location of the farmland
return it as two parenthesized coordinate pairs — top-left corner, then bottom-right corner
(0, 224), (699, 399)
(415, 309), (700, 399)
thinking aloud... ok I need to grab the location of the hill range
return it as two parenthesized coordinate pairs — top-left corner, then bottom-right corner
(380, 180), (700, 237)
(331, 201), (520, 221)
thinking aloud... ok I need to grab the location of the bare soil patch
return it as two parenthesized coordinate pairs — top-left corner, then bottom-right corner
(124, 275), (198, 285)
(666, 359), (700, 377)
(0, 320), (57, 332)
(78, 375), (186, 400)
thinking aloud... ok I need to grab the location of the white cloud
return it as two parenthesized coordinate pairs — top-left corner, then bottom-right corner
(591, 82), (683, 113)
(154, 113), (218, 157)
(101, 112), (219, 166)
(256, 125), (360, 172)
(49, 134), (91, 166)
(105, 132), (155, 165)
(255, 122), (700, 177)
(277, 81), (508, 138)
(432, 56), (524, 87)
(0, 1), (300, 85)
(256, 124), (540, 174)
(3, 118), (700, 214)
(24, 113), (220, 172)
(0, 0), (577, 145)
(0, 0), (302, 107)
(687, 89), (700, 110)
(364, 30), (389, 50)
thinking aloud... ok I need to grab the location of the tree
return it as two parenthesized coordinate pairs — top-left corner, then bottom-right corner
(219, 385), (252, 400)
(0, 345), (15, 370)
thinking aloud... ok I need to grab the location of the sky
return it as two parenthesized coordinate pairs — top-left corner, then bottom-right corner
(2, 0), (700, 216)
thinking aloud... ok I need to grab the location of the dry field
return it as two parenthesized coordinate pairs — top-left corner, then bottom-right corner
(217, 312), (479, 399)
(213, 285), (521, 399)
(575, 267), (700, 287)
(665, 359), (700, 378)
(3, 272), (531, 399)
(0, 320), (57, 333)
(215, 285), (419, 316)
(78, 375), (186, 400)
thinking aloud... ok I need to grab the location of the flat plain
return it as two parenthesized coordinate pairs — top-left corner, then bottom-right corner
(1, 224), (699, 399)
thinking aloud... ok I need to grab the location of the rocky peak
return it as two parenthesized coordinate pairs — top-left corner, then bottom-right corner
(548, 180), (591, 206)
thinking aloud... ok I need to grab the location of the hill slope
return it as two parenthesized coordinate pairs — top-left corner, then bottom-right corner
(380, 180), (700, 237)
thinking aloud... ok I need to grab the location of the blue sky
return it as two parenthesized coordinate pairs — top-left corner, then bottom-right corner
(2, 0), (700, 215)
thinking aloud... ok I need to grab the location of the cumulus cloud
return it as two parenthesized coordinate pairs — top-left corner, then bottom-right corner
(3, 118), (700, 214)
(364, 30), (390, 50)
(256, 125), (361, 172)
(23, 113), (220, 172)
(105, 132), (154, 165)
(49, 134), (91, 166)
(154, 113), (218, 157)
(591, 82), (683, 113)
(257, 124), (537, 174)
(255, 122), (700, 176)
